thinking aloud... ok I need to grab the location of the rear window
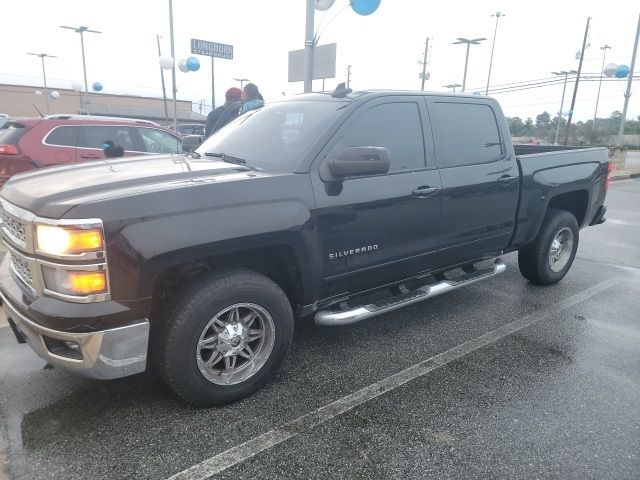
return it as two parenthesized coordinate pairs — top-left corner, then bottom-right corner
(0, 122), (30, 146)
(432, 102), (503, 167)
(44, 126), (80, 147)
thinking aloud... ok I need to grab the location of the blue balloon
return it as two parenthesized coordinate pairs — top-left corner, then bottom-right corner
(615, 65), (630, 78)
(186, 57), (200, 72)
(92, 81), (103, 92)
(351, 0), (380, 16)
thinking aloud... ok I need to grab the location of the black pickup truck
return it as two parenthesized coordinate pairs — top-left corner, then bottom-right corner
(0, 90), (610, 406)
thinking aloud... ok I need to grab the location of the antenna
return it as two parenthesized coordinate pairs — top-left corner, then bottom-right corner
(32, 103), (43, 117)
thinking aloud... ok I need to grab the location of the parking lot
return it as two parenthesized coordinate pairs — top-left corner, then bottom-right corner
(0, 178), (639, 480)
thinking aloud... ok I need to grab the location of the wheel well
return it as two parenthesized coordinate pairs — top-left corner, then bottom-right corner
(547, 190), (589, 226)
(151, 245), (303, 314)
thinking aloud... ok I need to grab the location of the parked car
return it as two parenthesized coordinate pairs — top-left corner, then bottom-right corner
(0, 115), (183, 186)
(0, 90), (610, 407)
(167, 123), (206, 136)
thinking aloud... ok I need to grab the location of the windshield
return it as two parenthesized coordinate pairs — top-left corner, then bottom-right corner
(196, 100), (348, 172)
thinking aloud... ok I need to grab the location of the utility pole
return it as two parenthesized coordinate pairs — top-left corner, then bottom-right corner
(486, 12), (505, 95)
(551, 70), (577, 144)
(346, 64), (352, 88)
(156, 35), (169, 124)
(617, 12), (640, 147)
(211, 57), (216, 110)
(564, 17), (591, 145)
(420, 37), (429, 91)
(303, 0), (315, 93)
(443, 83), (462, 93)
(593, 45), (612, 131)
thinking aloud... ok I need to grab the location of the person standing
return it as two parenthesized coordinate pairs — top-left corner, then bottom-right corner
(240, 83), (265, 114)
(205, 87), (243, 137)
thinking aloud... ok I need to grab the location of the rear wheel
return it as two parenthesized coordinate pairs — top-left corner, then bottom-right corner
(154, 270), (294, 407)
(518, 208), (579, 285)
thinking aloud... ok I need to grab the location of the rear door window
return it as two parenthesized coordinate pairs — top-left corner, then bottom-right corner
(0, 122), (30, 147)
(79, 126), (141, 151)
(431, 102), (504, 167)
(44, 126), (80, 147)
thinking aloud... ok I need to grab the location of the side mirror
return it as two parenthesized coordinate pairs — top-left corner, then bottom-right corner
(327, 146), (390, 179)
(181, 135), (203, 153)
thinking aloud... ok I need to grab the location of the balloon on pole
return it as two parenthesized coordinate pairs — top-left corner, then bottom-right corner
(614, 65), (630, 78)
(178, 58), (190, 73)
(159, 55), (174, 70)
(351, 0), (381, 16)
(186, 57), (200, 72)
(50, 91), (60, 99)
(92, 82), (103, 92)
(603, 63), (618, 77)
(71, 81), (84, 92)
(315, 0), (335, 10)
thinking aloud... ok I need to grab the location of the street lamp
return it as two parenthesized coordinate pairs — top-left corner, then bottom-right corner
(486, 12), (505, 95)
(27, 53), (57, 114)
(551, 70), (577, 144)
(593, 45), (612, 131)
(443, 84), (462, 93)
(60, 25), (101, 115)
(452, 37), (486, 93)
(233, 78), (250, 91)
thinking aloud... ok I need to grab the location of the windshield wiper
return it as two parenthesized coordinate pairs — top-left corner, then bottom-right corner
(205, 152), (246, 165)
(188, 150), (201, 158)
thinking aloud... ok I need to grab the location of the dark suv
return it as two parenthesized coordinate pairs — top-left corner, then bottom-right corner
(0, 115), (183, 186)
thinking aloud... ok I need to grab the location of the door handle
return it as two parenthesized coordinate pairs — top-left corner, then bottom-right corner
(412, 186), (439, 198)
(80, 153), (101, 159)
(496, 175), (517, 185)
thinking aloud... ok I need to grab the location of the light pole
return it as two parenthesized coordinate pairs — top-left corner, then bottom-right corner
(564, 16), (591, 145)
(593, 45), (612, 131)
(60, 25), (101, 115)
(551, 70), (577, 144)
(27, 53), (57, 114)
(420, 37), (430, 91)
(617, 12), (640, 147)
(303, 0), (315, 93)
(168, 0), (178, 132)
(233, 78), (250, 91)
(453, 37), (486, 93)
(486, 12), (505, 95)
(443, 84), (462, 93)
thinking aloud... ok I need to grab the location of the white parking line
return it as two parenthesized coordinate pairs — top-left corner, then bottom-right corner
(173, 278), (618, 480)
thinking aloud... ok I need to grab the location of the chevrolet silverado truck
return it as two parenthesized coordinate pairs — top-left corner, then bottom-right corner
(0, 90), (610, 406)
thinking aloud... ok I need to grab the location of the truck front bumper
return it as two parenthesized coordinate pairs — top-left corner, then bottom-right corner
(2, 291), (149, 379)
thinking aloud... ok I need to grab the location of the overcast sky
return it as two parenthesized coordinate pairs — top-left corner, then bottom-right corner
(1, 0), (639, 121)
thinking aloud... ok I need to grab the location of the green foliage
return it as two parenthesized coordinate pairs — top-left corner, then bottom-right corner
(506, 110), (640, 144)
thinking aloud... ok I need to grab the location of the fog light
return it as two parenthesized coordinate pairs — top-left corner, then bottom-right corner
(69, 271), (107, 295)
(63, 341), (80, 352)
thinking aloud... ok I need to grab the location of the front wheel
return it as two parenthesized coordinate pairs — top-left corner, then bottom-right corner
(154, 270), (294, 407)
(518, 208), (579, 285)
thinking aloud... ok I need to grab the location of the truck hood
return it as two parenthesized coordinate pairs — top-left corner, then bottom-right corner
(0, 154), (264, 218)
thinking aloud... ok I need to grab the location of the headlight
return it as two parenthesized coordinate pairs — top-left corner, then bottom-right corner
(42, 267), (108, 296)
(36, 224), (104, 255)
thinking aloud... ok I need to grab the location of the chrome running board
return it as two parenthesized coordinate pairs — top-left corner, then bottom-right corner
(314, 258), (506, 326)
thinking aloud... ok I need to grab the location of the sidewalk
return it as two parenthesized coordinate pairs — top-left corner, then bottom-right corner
(611, 151), (640, 181)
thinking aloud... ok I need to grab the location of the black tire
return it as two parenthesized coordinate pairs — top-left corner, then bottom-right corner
(154, 270), (294, 407)
(518, 208), (579, 285)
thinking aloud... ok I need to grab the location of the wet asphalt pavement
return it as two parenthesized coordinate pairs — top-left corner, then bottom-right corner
(1, 179), (639, 480)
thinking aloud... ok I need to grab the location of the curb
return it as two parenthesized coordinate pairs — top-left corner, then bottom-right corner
(611, 171), (640, 181)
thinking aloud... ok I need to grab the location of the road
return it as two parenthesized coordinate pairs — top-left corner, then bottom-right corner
(0, 179), (639, 480)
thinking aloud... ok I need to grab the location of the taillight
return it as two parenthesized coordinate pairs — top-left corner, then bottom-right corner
(605, 161), (614, 191)
(0, 144), (18, 155)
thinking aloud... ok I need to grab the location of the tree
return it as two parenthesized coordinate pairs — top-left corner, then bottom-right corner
(535, 111), (551, 127)
(524, 118), (534, 133)
(611, 111), (622, 121)
(507, 117), (525, 136)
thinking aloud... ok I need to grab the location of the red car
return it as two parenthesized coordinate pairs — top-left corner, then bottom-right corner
(0, 115), (184, 186)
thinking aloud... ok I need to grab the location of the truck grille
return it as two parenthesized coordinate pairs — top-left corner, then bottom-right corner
(1, 209), (27, 244)
(9, 250), (34, 288)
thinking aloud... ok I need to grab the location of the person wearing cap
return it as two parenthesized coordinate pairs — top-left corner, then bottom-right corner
(204, 87), (243, 138)
(101, 140), (124, 158)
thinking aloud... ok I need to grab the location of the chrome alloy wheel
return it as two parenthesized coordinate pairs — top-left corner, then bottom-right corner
(548, 227), (574, 273)
(196, 303), (276, 385)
